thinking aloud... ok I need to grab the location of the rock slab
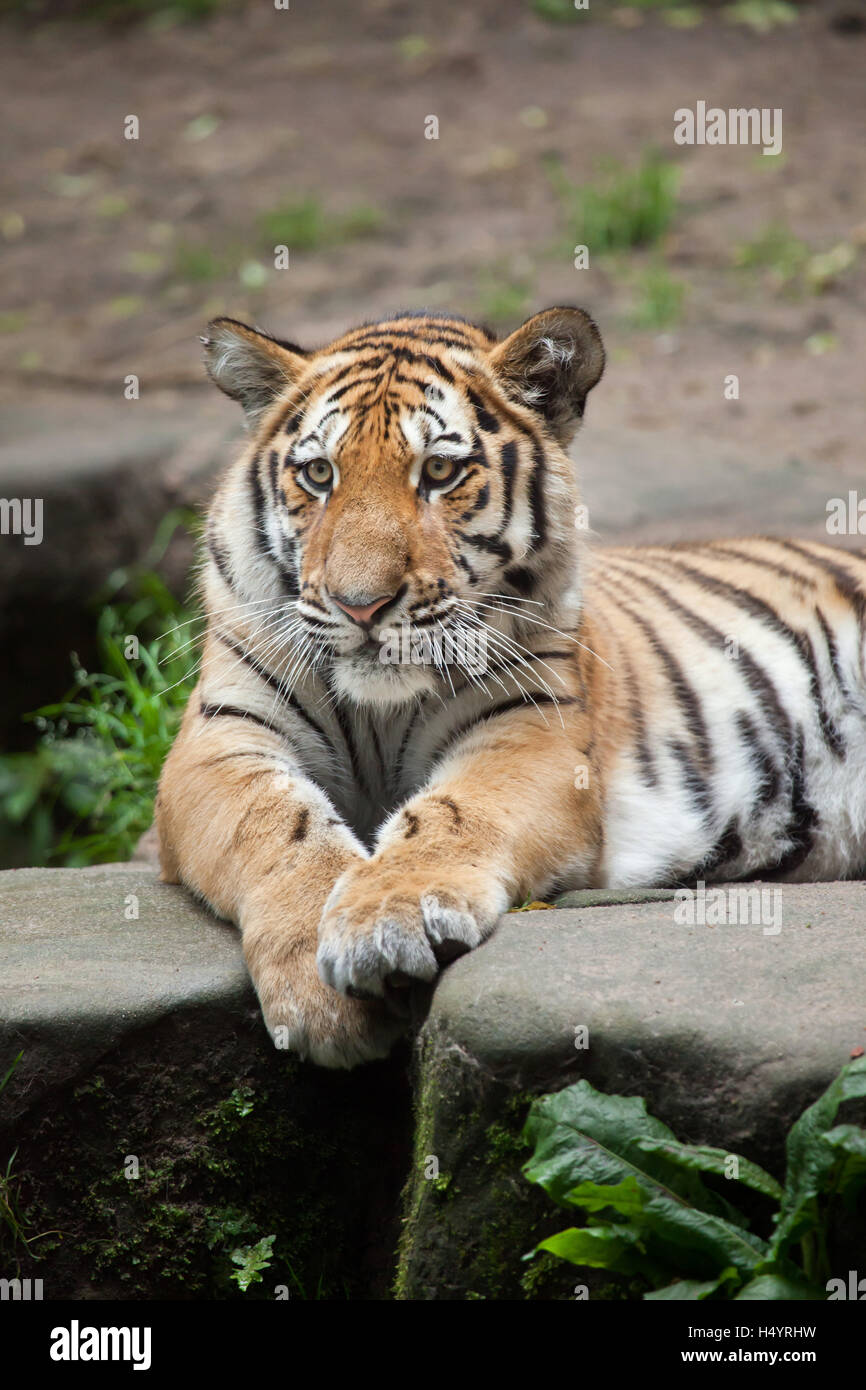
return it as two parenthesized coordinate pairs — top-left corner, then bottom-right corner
(397, 881), (866, 1299)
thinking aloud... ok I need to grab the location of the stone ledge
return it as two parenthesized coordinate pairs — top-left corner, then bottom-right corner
(398, 880), (866, 1299)
(0, 864), (410, 1300)
(2, 868), (864, 1299)
(0, 865), (253, 1126)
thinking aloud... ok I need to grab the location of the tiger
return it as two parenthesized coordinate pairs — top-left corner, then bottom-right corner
(155, 306), (866, 1068)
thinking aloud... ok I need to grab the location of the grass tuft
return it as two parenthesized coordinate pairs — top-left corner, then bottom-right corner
(0, 513), (200, 867)
(547, 149), (680, 255)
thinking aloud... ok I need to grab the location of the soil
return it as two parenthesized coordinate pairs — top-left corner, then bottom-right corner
(1, 0), (864, 490)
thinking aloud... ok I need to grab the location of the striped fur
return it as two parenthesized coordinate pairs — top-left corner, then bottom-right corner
(156, 308), (866, 1067)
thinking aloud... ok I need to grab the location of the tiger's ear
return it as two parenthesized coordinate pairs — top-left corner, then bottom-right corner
(487, 307), (605, 445)
(202, 318), (309, 425)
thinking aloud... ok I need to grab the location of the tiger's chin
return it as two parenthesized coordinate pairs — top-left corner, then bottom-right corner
(331, 649), (439, 707)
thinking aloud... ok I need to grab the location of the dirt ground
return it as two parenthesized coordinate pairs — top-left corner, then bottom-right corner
(1, 0), (865, 497)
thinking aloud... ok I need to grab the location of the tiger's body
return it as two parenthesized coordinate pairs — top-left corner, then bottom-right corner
(156, 308), (866, 1067)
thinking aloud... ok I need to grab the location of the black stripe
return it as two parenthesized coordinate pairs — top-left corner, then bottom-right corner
(214, 631), (335, 753)
(526, 441), (548, 554)
(207, 530), (236, 591)
(503, 565), (536, 596)
(604, 581), (715, 769)
(763, 729), (818, 878)
(420, 405), (446, 431)
(637, 554), (844, 759)
(696, 819), (743, 879)
(607, 567), (819, 854)
(456, 528), (512, 562)
(248, 452), (300, 598)
(369, 720), (385, 770)
(329, 698), (363, 787)
(200, 702), (278, 734)
(320, 357), (385, 388)
(771, 540), (866, 624)
(497, 440), (518, 537)
(669, 738), (713, 817)
(735, 710), (780, 806)
(467, 385), (500, 434)
(815, 606), (848, 697)
(697, 543), (818, 588)
(607, 565), (792, 762)
(291, 807), (310, 842)
(269, 448), (281, 501)
(454, 549), (479, 584)
(622, 653), (658, 788)
(396, 702), (426, 782)
(339, 327), (476, 351)
(432, 695), (577, 763)
(460, 482), (490, 518)
(326, 374), (384, 403)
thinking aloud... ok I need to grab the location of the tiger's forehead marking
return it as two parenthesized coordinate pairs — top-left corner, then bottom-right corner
(288, 342), (480, 465)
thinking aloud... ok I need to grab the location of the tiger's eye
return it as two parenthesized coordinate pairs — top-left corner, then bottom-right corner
(422, 457), (460, 487)
(301, 458), (334, 490)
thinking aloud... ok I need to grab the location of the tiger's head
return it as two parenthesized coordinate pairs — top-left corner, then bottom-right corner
(204, 307), (604, 705)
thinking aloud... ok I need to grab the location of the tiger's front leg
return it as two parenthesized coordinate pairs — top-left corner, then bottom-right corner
(317, 714), (602, 997)
(156, 695), (408, 1068)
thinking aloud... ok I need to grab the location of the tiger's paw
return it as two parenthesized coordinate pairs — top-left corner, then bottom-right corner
(316, 860), (507, 998)
(247, 934), (407, 1069)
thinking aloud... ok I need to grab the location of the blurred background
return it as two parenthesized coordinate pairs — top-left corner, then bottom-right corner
(0, 0), (864, 867)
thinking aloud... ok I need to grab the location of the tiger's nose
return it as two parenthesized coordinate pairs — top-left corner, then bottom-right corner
(329, 591), (396, 627)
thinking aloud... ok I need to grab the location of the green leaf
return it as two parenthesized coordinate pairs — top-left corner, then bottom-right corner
(534, 1225), (645, 1275)
(772, 1057), (866, 1257)
(230, 1234), (275, 1292)
(523, 1081), (767, 1278)
(735, 1273), (821, 1300)
(563, 1175), (646, 1217)
(636, 1137), (783, 1203)
(646, 1267), (740, 1301)
(819, 1124), (866, 1208)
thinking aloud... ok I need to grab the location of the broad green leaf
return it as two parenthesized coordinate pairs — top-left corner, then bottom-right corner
(637, 1137), (783, 1203)
(772, 1057), (866, 1256)
(564, 1176), (646, 1218)
(534, 1224), (645, 1275)
(820, 1124), (866, 1208)
(735, 1273), (821, 1300)
(523, 1081), (767, 1277)
(646, 1267), (739, 1301)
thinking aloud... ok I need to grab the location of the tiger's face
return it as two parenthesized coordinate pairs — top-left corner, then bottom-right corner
(205, 308), (604, 704)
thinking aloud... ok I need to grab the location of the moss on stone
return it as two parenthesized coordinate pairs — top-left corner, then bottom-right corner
(2, 1008), (412, 1299)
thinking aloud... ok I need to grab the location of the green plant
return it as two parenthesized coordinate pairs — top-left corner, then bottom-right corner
(733, 222), (809, 290)
(475, 272), (531, 328)
(547, 150), (679, 255)
(257, 197), (382, 252)
(630, 262), (686, 329)
(173, 241), (228, 283)
(723, 1), (799, 34)
(0, 512), (200, 866)
(733, 223), (857, 296)
(522, 1058), (866, 1299)
(0, 1052), (61, 1261)
(230, 1233), (276, 1292)
(531, 0), (590, 22)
